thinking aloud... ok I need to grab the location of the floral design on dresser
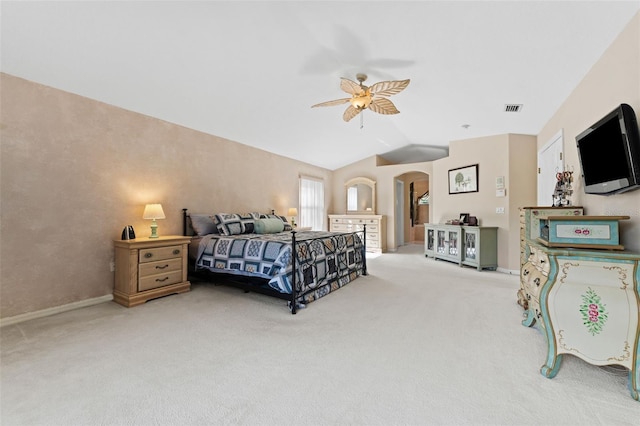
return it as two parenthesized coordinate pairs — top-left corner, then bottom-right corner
(579, 287), (608, 335)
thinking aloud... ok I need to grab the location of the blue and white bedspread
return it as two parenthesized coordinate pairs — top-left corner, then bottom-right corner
(194, 231), (364, 304)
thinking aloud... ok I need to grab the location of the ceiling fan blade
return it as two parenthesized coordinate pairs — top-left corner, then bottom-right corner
(369, 79), (410, 97)
(340, 78), (364, 96)
(343, 105), (361, 122)
(311, 98), (351, 108)
(368, 97), (400, 115)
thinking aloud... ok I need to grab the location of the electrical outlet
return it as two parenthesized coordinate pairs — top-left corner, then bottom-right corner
(109, 260), (115, 272)
(496, 207), (505, 214)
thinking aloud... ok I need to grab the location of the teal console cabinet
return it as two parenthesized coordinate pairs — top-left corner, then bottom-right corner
(424, 224), (497, 271)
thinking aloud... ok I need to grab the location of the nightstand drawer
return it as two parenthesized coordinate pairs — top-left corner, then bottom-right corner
(139, 245), (183, 263)
(139, 270), (183, 291)
(139, 258), (182, 277)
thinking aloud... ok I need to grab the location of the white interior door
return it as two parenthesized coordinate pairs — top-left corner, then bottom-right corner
(538, 130), (564, 206)
(396, 180), (404, 247)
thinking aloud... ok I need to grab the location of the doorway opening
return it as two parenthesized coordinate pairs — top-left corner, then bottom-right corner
(394, 171), (430, 248)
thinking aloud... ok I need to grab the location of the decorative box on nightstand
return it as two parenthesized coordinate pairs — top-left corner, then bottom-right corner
(113, 235), (191, 307)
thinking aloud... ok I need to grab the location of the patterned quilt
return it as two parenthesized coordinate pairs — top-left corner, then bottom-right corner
(194, 230), (364, 304)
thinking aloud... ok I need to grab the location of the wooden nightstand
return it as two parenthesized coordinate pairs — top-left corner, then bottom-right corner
(113, 235), (191, 307)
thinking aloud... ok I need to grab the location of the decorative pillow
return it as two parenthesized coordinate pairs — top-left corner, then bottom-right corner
(243, 212), (262, 234)
(189, 214), (218, 236)
(213, 212), (261, 236)
(213, 213), (244, 235)
(254, 218), (285, 234)
(261, 214), (293, 231)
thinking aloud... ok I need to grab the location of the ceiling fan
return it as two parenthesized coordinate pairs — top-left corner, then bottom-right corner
(311, 73), (410, 123)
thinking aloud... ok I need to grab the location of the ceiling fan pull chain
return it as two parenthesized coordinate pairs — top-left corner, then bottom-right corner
(360, 111), (364, 129)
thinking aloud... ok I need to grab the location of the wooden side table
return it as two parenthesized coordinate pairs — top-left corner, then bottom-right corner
(113, 235), (191, 307)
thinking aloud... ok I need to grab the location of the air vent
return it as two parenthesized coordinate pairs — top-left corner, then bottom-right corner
(504, 104), (523, 112)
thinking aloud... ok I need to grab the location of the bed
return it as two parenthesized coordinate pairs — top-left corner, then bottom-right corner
(183, 209), (367, 313)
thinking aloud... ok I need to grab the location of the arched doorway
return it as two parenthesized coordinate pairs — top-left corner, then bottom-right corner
(394, 171), (430, 248)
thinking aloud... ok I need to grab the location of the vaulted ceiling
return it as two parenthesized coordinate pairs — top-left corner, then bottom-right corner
(2, 1), (639, 170)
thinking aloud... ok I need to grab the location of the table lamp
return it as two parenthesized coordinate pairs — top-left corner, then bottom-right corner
(287, 207), (298, 227)
(143, 203), (166, 238)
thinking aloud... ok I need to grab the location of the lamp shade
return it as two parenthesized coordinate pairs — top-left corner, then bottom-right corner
(143, 204), (166, 220)
(287, 207), (298, 217)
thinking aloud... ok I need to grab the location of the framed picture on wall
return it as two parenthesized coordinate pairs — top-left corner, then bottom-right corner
(448, 164), (479, 194)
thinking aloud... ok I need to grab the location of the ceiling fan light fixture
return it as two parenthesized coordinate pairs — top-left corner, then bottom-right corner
(312, 74), (410, 123)
(350, 95), (371, 110)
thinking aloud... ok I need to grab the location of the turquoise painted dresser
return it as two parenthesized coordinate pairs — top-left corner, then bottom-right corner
(521, 242), (640, 401)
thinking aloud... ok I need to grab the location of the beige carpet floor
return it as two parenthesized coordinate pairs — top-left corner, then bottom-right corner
(1, 244), (638, 425)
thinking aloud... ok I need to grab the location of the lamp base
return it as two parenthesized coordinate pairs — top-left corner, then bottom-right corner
(149, 220), (159, 238)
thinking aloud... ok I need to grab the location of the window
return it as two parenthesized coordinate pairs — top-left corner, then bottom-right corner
(299, 176), (324, 230)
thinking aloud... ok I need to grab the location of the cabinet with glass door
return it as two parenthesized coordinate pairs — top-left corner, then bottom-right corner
(434, 225), (462, 265)
(424, 224), (436, 258)
(461, 226), (498, 271)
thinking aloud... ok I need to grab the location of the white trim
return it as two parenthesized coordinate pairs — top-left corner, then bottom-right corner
(540, 128), (564, 152)
(497, 267), (520, 275)
(537, 129), (564, 205)
(0, 294), (114, 327)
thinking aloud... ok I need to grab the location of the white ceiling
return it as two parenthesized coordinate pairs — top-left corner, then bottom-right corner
(2, 1), (639, 170)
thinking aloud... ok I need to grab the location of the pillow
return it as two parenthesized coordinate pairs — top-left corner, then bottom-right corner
(254, 218), (285, 234)
(189, 214), (218, 236)
(261, 213), (293, 231)
(213, 213), (245, 235)
(213, 212), (261, 236)
(243, 212), (262, 234)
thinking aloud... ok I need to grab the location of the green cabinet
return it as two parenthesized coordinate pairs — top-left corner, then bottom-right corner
(424, 224), (436, 258)
(424, 224), (497, 271)
(461, 226), (498, 271)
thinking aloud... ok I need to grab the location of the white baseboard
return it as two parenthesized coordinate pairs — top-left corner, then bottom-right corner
(497, 267), (520, 275)
(0, 294), (114, 327)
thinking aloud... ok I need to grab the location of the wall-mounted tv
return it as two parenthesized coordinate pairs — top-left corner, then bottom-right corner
(576, 103), (640, 195)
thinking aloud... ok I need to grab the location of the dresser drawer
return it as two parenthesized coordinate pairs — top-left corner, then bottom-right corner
(366, 240), (380, 248)
(139, 245), (183, 263)
(366, 232), (379, 241)
(139, 270), (183, 291)
(139, 258), (182, 277)
(328, 215), (385, 253)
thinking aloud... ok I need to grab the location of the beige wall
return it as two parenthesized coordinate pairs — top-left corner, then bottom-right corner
(537, 12), (640, 252)
(431, 134), (537, 272)
(332, 134), (537, 272)
(331, 156), (433, 250)
(2, 12), (638, 318)
(0, 74), (332, 318)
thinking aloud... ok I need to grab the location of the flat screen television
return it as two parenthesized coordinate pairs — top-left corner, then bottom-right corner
(576, 103), (640, 195)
